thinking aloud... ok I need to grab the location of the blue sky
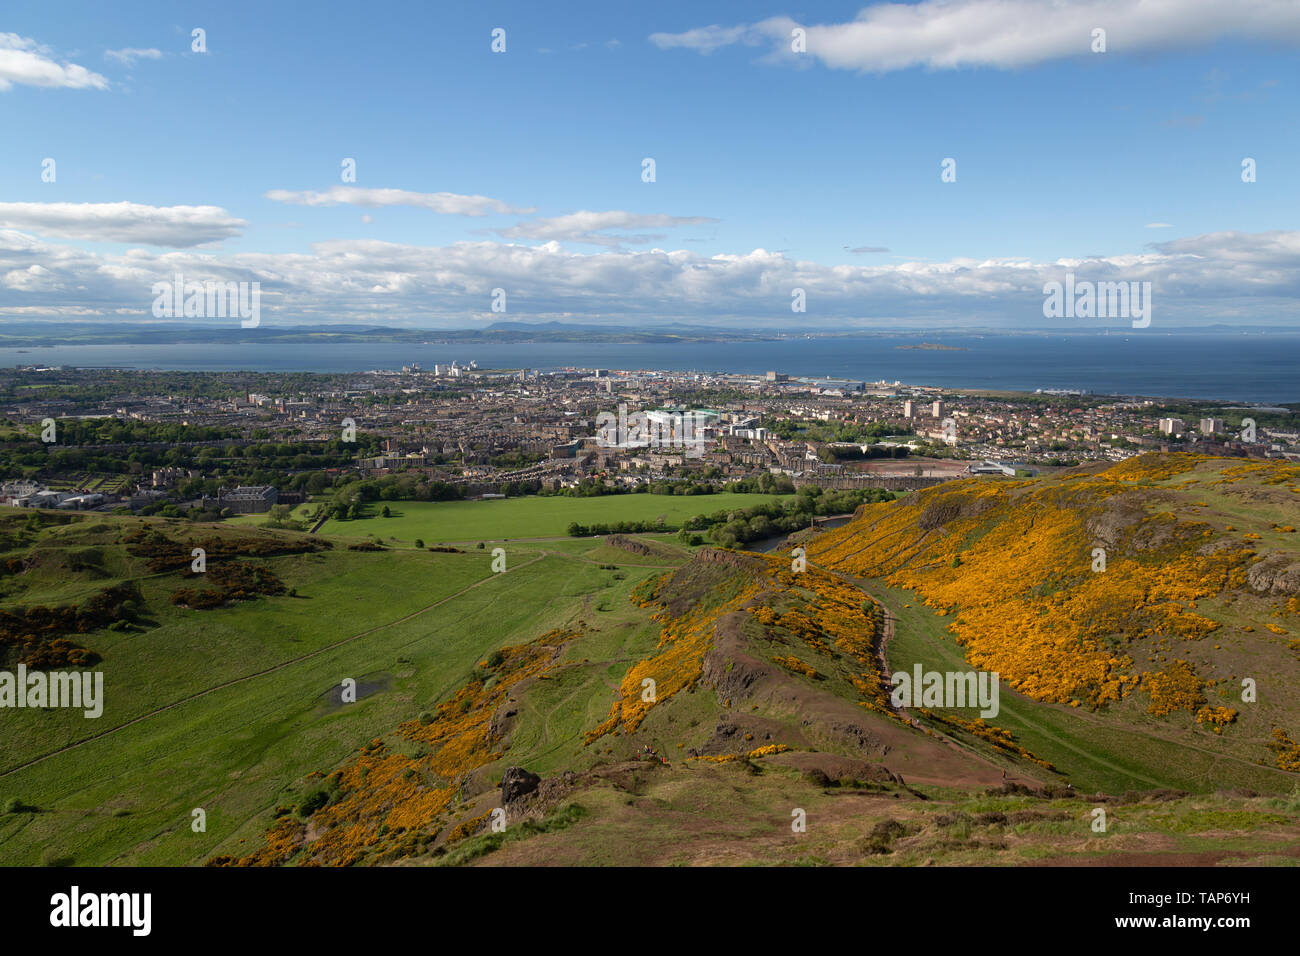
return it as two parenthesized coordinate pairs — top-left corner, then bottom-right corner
(1, 0), (1298, 328)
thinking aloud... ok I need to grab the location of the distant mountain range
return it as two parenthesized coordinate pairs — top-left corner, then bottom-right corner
(0, 321), (778, 347)
(1, 321), (1297, 349)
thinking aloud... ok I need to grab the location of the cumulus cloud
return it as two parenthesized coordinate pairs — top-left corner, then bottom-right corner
(497, 210), (719, 247)
(104, 47), (162, 66)
(264, 186), (534, 216)
(1, 228), (1297, 327)
(1148, 230), (1300, 279)
(0, 202), (245, 247)
(650, 0), (1300, 73)
(0, 33), (109, 91)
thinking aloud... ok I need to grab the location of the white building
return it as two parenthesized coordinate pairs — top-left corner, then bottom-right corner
(57, 493), (105, 510)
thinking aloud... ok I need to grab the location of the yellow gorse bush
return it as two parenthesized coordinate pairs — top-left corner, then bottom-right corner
(1268, 728), (1300, 772)
(585, 573), (762, 743)
(747, 743), (791, 759)
(808, 454), (1260, 716)
(215, 626), (583, 867)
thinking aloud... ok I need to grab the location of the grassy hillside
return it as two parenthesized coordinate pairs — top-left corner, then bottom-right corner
(808, 453), (1300, 788)
(0, 510), (684, 865)
(4, 455), (1300, 867)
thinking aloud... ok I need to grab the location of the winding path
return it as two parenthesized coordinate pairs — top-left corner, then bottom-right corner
(802, 553), (1033, 780)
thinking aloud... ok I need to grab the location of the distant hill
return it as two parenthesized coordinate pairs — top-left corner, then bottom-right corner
(0, 320), (774, 347)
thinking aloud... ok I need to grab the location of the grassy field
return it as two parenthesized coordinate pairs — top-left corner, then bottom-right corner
(231, 492), (796, 543)
(0, 511), (693, 865)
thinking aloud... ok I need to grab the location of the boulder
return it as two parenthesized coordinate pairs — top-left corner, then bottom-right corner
(501, 766), (541, 804)
(1246, 554), (1300, 595)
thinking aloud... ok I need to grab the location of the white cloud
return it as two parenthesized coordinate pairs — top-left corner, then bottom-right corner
(1, 228), (1297, 327)
(649, 24), (758, 54)
(264, 186), (534, 216)
(497, 210), (719, 247)
(651, 0), (1300, 72)
(1145, 222), (1174, 229)
(105, 47), (162, 66)
(0, 33), (109, 91)
(0, 202), (245, 247)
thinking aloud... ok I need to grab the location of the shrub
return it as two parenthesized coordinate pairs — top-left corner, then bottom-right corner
(860, 819), (915, 855)
(297, 789), (329, 819)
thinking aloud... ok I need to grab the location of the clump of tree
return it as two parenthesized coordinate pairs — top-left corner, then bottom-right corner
(566, 518), (671, 537)
(324, 475), (465, 520)
(264, 504), (305, 530)
(679, 485), (893, 549)
(819, 444), (912, 463)
(761, 417), (902, 445)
